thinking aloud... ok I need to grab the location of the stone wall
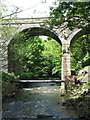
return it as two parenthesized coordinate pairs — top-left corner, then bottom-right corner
(1, 40), (8, 72)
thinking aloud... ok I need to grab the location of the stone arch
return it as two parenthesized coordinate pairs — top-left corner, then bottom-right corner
(8, 26), (62, 75)
(9, 25), (62, 45)
(22, 27), (62, 45)
(67, 27), (90, 75)
(68, 27), (90, 44)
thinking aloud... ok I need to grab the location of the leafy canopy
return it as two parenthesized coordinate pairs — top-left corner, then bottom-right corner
(47, 2), (90, 30)
(8, 36), (62, 79)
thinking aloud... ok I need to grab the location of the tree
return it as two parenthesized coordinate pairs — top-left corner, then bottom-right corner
(47, 2), (90, 30)
(8, 35), (62, 79)
(46, 1), (90, 73)
(0, 0), (20, 72)
(70, 34), (90, 71)
(47, 1), (90, 39)
(8, 36), (44, 75)
(42, 39), (62, 77)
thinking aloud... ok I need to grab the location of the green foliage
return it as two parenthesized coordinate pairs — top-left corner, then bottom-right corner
(0, 0), (21, 42)
(45, 1), (90, 74)
(42, 39), (62, 77)
(65, 83), (90, 119)
(8, 35), (62, 79)
(19, 72), (34, 80)
(8, 36), (46, 76)
(70, 34), (90, 71)
(0, 0), (7, 18)
(0, 0), (20, 19)
(2, 72), (15, 81)
(48, 2), (90, 30)
(66, 83), (90, 99)
(2, 72), (18, 98)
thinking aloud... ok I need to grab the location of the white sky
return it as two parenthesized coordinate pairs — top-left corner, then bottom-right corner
(3, 0), (58, 18)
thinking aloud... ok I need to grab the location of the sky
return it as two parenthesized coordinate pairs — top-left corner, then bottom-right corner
(2, 0), (89, 18)
(3, 0), (58, 18)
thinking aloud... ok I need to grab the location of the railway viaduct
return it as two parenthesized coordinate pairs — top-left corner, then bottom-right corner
(1, 17), (89, 85)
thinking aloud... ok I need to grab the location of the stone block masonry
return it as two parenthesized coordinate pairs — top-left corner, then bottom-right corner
(1, 17), (89, 91)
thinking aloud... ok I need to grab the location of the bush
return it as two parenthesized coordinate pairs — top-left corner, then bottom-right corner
(2, 72), (16, 82)
(19, 72), (34, 80)
(2, 72), (19, 99)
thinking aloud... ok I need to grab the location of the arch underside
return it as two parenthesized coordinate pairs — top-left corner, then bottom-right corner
(8, 26), (62, 75)
(21, 27), (62, 45)
(70, 27), (90, 44)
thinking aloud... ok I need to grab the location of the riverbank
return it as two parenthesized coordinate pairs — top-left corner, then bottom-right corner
(2, 83), (79, 119)
(2, 72), (90, 119)
(63, 83), (90, 120)
(1, 72), (20, 100)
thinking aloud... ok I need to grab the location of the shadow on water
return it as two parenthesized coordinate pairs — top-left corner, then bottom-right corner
(2, 83), (81, 120)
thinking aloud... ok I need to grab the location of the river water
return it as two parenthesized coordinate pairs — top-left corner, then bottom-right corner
(2, 83), (79, 120)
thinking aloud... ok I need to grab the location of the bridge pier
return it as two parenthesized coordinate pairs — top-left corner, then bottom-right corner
(0, 42), (8, 72)
(61, 43), (71, 92)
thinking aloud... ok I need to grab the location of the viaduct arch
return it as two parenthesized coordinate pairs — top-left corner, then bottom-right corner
(68, 27), (90, 44)
(17, 26), (62, 45)
(1, 18), (90, 86)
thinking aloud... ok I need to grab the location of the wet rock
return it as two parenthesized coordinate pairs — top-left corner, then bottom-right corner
(51, 84), (55, 86)
(62, 101), (72, 107)
(61, 94), (65, 96)
(37, 114), (53, 118)
(77, 97), (83, 102)
(10, 92), (15, 97)
(68, 107), (72, 110)
(62, 102), (67, 106)
(57, 102), (60, 105)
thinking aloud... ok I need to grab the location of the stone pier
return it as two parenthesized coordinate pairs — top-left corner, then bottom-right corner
(61, 43), (71, 92)
(62, 43), (71, 80)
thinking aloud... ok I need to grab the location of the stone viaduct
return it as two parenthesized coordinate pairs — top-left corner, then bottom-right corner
(1, 17), (89, 82)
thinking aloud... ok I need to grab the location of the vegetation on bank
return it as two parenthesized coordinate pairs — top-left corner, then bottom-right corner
(63, 83), (90, 120)
(1, 72), (19, 99)
(62, 67), (90, 120)
(61, 65), (90, 120)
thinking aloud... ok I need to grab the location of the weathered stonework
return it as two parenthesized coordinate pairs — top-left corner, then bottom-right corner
(62, 53), (71, 80)
(1, 17), (90, 88)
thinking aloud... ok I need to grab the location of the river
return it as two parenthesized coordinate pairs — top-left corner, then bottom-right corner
(2, 83), (80, 120)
